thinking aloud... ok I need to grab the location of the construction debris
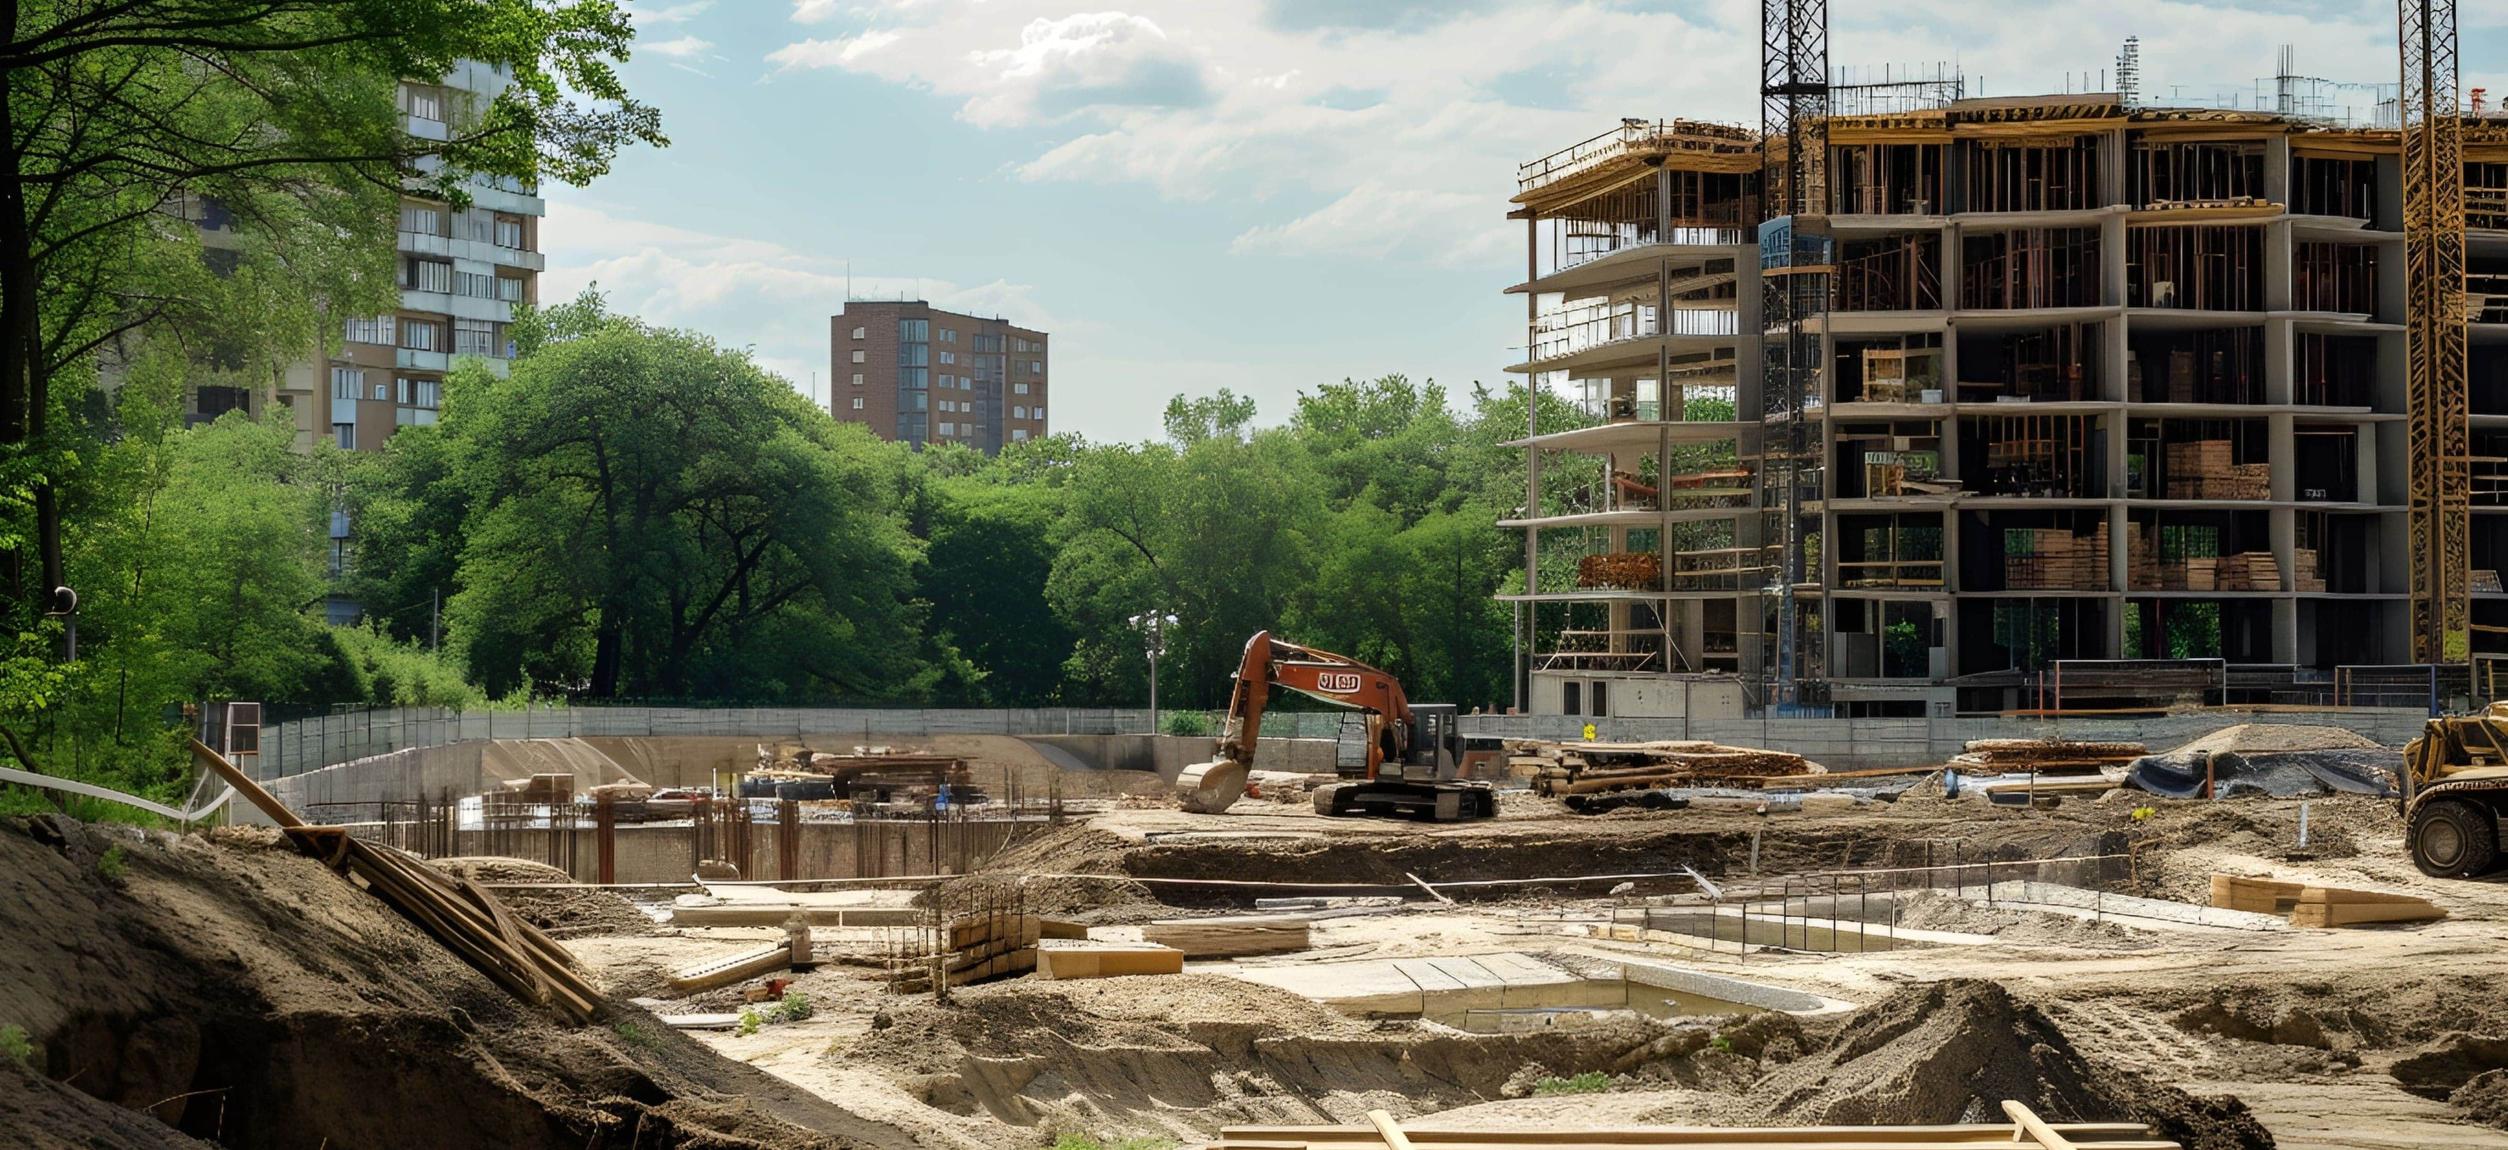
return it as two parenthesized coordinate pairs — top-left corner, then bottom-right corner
(1511, 739), (1816, 797)
(748, 744), (977, 803)
(1949, 738), (2146, 775)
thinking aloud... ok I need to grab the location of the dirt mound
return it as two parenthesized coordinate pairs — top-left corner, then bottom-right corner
(2393, 1032), (2508, 1098)
(432, 857), (657, 939)
(1886, 890), (2158, 950)
(2451, 1069), (2508, 1130)
(0, 815), (910, 1149)
(2169, 724), (2384, 756)
(836, 974), (1671, 1142)
(958, 822), (1159, 920)
(1742, 980), (2271, 1149)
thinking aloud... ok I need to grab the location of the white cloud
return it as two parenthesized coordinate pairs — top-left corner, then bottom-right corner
(767, 29), (901, 71)
(788, 0), (844, 22)
(624, 0), (712, 26)
(644, 36), (716, 59)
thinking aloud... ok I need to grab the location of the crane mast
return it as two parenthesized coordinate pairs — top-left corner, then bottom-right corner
(2401, 0), (2469, 668)
(1760, 0), (1830, 708)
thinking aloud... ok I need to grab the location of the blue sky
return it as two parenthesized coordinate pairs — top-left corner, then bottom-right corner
(548, 0), (2508, 442)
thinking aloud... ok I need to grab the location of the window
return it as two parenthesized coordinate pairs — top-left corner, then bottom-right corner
(453, 319), (495, 356)
(400, 319), (438, 350)
(1032, 407), (1044, 421)
(899, 343), (928, 367)
(939, 422), (956, 436)
(899, 366), (927, 389)
(851, 326), (865, 340)
(907, 391), (927, 411)
(851, 373), (864, 386)
(1029, 360), (1042, 374)
(332, 422), (357, 450)
(496, 276), (525, 302)
(851, 349), (865, 364)
(400, 202), (442, 236)
(850, 397), (865, 410)
(1014, 383), (1030, 395)
(493, 216), (524, 249)
(399, 377), (440, 408)
(330, 366), (365, 400)
(399, 84), (442, 121)
(1013, 405), (1027, 419)
(1012, 429), (1029, 442)
(457, 208), (495, 244)
(939, 351), (955, 365)
(345, 315), (393, 344)
(454, 270), (497, 299)
(407, 259), (452, 293)
(898, 318), (928, 341)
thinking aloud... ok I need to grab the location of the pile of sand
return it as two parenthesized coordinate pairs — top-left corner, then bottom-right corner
(1738, 981), (2271, 1149)
(0, 815), (902, 1149)
(431, 857), (657, 939)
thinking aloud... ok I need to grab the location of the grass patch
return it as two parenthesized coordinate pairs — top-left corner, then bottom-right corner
(95, 844), (127, 883)
(1530, 1071), (1612, 1096)
(0, 1024), (33, 1066)
(1050, 1137), (1175, 1150)
(610, 1021), (656, 1049)
(736, 1010), (761, 1037)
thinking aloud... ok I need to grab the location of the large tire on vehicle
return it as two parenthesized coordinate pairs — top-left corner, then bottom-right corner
(2411, 799), (2500, 878)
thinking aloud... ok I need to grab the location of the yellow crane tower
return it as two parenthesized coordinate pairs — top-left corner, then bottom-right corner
(2401, 0), (2469, 667)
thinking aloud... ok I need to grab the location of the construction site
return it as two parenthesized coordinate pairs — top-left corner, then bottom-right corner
(21, 5), (2508, 1150)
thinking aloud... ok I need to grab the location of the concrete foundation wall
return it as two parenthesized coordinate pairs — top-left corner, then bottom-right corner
(365, 817), (1032, 884)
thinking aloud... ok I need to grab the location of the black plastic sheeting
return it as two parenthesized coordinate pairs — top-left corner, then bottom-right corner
(2122, 748), (2400, 799)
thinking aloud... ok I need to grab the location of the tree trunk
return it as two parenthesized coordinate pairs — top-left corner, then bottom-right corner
(590, 612), (623, 698)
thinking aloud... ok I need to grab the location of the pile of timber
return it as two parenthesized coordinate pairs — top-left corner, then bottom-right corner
(1210, 1101), (2178, 1148)
(2211, 551), (2282, 592)
(2164, 440), (2271, 500)
(187, 739), (602, 1023)
(753, 745), (976, 803)
(894, 910), (1045, 992)
(2003, 528), (2109, 590)
(1035, 941), (1185, 980)
(1948, 738), (2145, 776)
(2210, 874), (2448, 928)
(1576, 551), (1664, 590)
(2293, 549), (2328, 593)
(1510, 739), (1815, 797)
(1139, 915), (1311, 958)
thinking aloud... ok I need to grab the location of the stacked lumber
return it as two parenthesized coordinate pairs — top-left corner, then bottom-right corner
(2209, 874), (2448, 928)
(2164, 441), (2271, 500)
(189, 739), (603, 1023)
(2212, 552), (2281, 591)
(2003, 528), (2110, 590)
(2128, 529), (2160, 590)
(2475, 569), (2505, 595)
(1949, 738), (2144, 776)
(754, 744), (976, 802)
(2294, 549), (2328, 593)
(894, 910), (1042, 992)
(1577, 552), (1664, 590)
(1509, 739), (1813, 797)
(1140, 915), (1311, 958)
(1036, 941), (1185, 980)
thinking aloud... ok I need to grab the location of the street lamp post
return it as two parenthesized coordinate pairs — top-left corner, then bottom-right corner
(1130, 611), (1178, 732)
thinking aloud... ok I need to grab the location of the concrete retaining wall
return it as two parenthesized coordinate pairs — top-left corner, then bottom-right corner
(1462, 710), (2433, 769)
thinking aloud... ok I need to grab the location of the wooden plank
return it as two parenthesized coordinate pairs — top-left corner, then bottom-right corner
(1140, 917), (1311, 958)
(668, 944), (791, 993)
(1035, 942), (1183, 980)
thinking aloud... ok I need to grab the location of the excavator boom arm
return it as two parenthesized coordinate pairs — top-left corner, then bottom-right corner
(1176, 630), (1412, 813)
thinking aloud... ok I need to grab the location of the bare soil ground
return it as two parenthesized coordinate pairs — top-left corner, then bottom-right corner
(21, 723), (2508, 1150)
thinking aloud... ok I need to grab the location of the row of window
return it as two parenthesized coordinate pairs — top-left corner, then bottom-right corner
(402, 258), (525, 301)
(398, 201), (529, 250)
(329, 367), (442, 408)
(343, 315), (509, 356)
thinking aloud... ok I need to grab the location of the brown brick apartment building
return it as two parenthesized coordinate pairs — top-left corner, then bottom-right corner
(831, 301), (1047, 453)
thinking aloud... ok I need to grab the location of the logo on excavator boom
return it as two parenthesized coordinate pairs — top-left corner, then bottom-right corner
(1317, 671), (1362, 693)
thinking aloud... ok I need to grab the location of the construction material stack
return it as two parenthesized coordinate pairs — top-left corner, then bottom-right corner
(2163, 440), (2271, 500)
(1513, 739), (1815, 798)
(1948, 738), (2146, 778)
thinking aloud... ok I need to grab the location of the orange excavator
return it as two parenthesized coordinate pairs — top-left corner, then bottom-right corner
(1173, 631), (1497, 821)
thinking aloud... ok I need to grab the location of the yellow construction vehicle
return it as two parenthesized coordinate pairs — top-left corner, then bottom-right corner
(2401, 703), (2508, 876)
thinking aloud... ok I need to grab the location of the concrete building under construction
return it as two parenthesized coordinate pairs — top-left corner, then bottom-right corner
(1504, 96), (2508, 719)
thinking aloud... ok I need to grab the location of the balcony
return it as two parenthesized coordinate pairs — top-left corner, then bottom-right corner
(1527, 298), (1740, 367)
(394, 347), (448, 372)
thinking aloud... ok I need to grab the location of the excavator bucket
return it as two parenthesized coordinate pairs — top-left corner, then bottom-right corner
(1174, 759), (1250, 814)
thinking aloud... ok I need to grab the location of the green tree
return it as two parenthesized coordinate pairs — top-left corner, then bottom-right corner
(921, 478), (1073, 705)
(0, 0), (663, 627)
(444, 295), (933, 700)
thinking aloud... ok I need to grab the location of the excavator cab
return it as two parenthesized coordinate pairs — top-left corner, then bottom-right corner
(1333, 703), (1460, 784)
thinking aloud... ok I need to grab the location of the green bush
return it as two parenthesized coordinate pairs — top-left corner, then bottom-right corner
(736, 1010), (761, 1037)
(0, 1024), (32, 1065)
(1530, 1071), (1611, 1096)
(774, 991), (814, 1022)
(1159, 710), (1212, 737)
(95, 845), (127, 883)
(322, 624), (481, 707)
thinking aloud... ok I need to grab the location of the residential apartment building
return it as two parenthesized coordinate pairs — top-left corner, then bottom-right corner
(831, 301), (1047, 453)
(277, 62), (543, 452)
(1506, 98), (2508, 719)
